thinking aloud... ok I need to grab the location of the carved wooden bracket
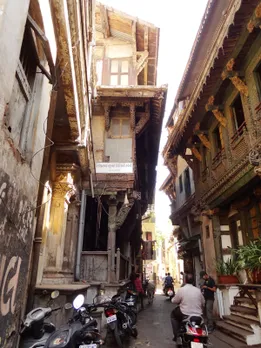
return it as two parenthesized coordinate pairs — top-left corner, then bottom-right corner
(115, 199), (135, 230)
(205, 96), (227, 127)
(136, 112), (150, 136)
(167, 155), (178, 177)
(130, 103), (136, 130)
(192, 146), (202, 161)
(221, 59), (248, 96)
(136, 51), (149, 75)
(104, 104), (111, 131)
(194, 122), (211, 149)
(247, 3), (261, 33)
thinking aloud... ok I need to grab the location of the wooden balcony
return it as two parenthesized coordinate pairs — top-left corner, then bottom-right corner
(81, 251), (109, 283)
(80, 249), (131, 284)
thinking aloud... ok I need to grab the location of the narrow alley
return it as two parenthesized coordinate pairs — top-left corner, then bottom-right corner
(112, 293), (253, 348)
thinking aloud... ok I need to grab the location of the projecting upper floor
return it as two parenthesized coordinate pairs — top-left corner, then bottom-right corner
(93, 2), (159, 88)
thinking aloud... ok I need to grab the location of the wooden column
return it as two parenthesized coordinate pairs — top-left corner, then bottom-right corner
(44, 171), (76, 279)
(212, 214), (222, 263)
(107, 195), (117, 282)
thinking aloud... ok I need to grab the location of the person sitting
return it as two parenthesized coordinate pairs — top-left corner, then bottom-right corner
(170, 273), (205, 342)
(164, 272), (174, 293)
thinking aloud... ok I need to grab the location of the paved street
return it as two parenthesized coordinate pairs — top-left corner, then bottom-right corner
(106, 292), (244, 348)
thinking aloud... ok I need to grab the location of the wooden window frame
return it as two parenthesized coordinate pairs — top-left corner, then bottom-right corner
(108, 117), (131, 139)
(109, 59), (130, 86)
(230, 94), (247, 143)
(179, 174), (183, 193)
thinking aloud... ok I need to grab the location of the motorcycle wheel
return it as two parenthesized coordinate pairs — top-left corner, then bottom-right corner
(128, 310), (137, 325)
(114, 322), (124, 348)
(131, 327), (138, 338)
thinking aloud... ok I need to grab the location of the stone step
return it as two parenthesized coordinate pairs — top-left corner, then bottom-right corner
(211, 330), (247, 348)
(230, 305), (258, 318)
(234, 297), (257, 308)
(223, 314), (258, 333)
(216, 321), (252, 343)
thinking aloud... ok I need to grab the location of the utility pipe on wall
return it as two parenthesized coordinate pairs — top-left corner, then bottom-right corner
(75, 189), (87, 281)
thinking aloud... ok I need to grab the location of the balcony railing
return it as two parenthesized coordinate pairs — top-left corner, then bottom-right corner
(231, 121), (247, 144)
(212, 149), (225, 167)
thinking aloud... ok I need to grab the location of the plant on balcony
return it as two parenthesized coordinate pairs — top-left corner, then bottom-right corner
(215, 258), (240, 284)
(235, 240), (261, 284)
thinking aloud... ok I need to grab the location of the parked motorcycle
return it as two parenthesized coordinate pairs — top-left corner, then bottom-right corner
(44, 294), (104, 348)
(176, 315), (208, 348)
(98, 295), (137, 348)
(124, 288), (138, 313)
(20, 291), (61, 348)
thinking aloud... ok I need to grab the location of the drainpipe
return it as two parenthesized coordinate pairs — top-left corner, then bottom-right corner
(75, 189), (87, 281)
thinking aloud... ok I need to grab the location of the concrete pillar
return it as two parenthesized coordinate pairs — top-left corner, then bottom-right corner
(44, 171), (76, 281)
(107, 195), (117, 282)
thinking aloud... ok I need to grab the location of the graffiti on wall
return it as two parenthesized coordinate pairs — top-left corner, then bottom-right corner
(0, 170), (34, 346)
(0, 255), (21, 317)
(0, 172), (34, 246)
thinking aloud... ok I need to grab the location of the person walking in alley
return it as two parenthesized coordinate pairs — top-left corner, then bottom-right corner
(200, 271), (216, 333)
(129, 266), (136, 290)
(134, 273), (144, 310)
(170, 273), (205, 342)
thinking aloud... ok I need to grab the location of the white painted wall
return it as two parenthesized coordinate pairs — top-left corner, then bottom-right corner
(175, 154), (195, 211)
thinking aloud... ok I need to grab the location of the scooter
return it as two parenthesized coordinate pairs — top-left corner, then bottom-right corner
(44, 294), (104, 348)
(100, 295), (137, 348)
(164, 285), (175, 301)
(20, 291), (61, 348)
(177, 315), (208, 348)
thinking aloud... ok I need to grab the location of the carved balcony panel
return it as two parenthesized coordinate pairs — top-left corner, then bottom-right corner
(211, 149), (227, 181)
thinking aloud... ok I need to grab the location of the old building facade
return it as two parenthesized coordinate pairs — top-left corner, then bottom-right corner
(0, 0), (57, 345)
(0, 0), (95, 345)
(162, 0), (261, 344)
(79, 3), (167, 293)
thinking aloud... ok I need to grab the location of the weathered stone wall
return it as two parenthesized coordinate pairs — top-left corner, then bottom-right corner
(0, 1), (54, 345)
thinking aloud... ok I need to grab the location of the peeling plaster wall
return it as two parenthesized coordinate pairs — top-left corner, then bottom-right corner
(92, 115), (105, 163)
(0, 1), (54, 345)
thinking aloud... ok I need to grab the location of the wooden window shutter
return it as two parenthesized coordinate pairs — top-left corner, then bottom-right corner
(102, 58), (110, 85)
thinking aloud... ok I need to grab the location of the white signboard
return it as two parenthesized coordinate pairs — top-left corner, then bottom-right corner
(96, 162), (133, 174)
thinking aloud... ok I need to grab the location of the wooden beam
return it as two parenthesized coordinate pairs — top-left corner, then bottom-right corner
(144, 26), (149, 85)
(27, 14), (55, 78)
(136, 51), (149, 75)
(100, 5), (110, 38)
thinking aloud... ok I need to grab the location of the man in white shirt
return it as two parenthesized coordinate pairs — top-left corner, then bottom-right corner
(170, 273), (205, 341)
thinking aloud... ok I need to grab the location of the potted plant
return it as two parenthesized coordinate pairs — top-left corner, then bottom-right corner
(215, 258), (240, 284)
(235, 240), (261, 284)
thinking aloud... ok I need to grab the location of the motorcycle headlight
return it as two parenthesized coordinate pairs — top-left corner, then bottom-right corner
(167, 290), (174, 296)
(45, 329), (69, 348)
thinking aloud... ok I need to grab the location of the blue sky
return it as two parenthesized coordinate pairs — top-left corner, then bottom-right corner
(100, 0), (209, 230)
